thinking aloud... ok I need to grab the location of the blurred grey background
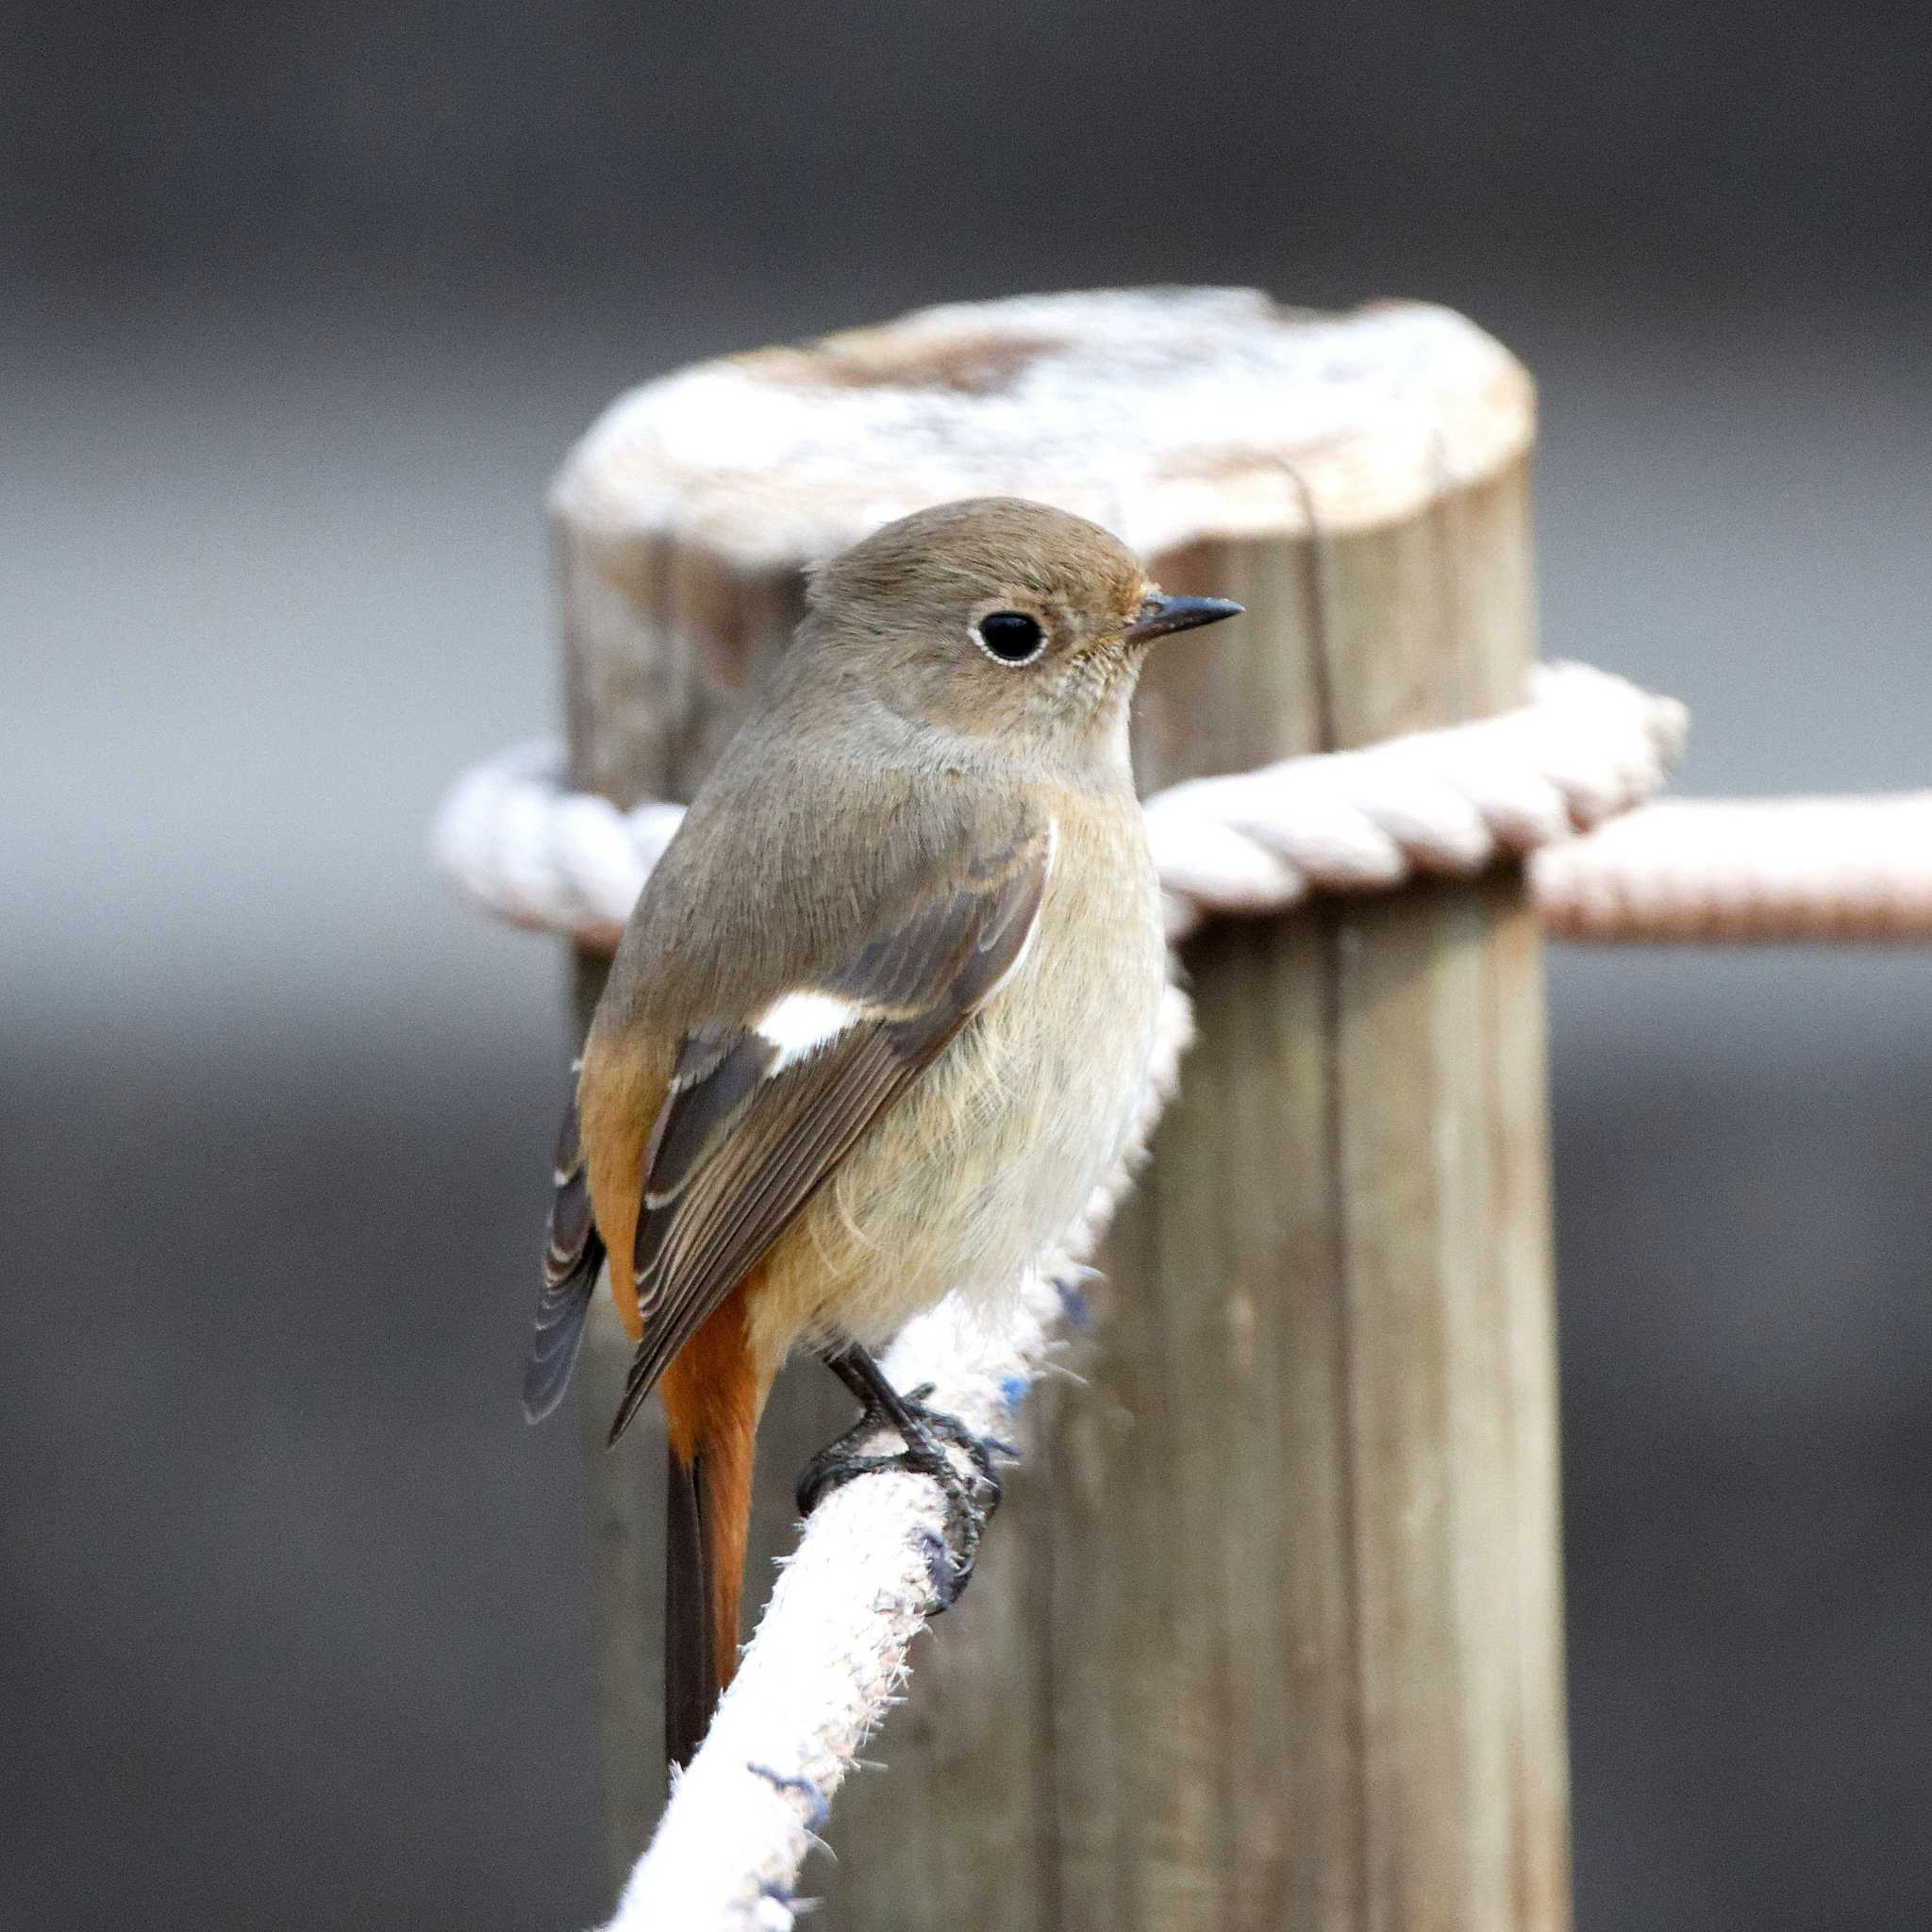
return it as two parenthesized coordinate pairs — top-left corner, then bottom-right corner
(5, 4), (1929, 1926)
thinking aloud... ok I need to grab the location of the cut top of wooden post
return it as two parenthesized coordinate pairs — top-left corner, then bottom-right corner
(552, 288), (1534, 568)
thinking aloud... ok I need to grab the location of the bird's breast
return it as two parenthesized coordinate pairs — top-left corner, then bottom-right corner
(777, 788), (1166, 1352)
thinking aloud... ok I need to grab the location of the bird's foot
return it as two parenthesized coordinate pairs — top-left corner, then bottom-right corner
(794, 1382), (1003, 1611)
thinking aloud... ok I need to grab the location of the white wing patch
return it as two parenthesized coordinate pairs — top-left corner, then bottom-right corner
(755, 989), (863, 1072)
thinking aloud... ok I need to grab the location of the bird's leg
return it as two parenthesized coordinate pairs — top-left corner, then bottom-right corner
(795, 1341), (1003, 1609)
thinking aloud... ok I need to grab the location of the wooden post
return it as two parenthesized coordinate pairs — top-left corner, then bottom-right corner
(550, 289), (1567, 1930)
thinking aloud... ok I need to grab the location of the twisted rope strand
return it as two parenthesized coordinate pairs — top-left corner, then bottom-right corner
(432, 663), (1690, 953)
(1141, 661), (1682, 940)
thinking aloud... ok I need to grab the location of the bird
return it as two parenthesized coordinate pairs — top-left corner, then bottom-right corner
(522, 495), (1241, 1771)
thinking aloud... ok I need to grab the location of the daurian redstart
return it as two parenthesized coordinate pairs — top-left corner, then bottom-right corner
(524, 497), (1240, 1769)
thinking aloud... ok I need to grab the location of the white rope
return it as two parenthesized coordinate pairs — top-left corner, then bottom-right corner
(1530, 792), (1932, 941)
(604, 985), (1194, 1932)
(1142, 660), (1682, 941)
(431, 662), (1684, 1929)
(431, 662), (1689, 955)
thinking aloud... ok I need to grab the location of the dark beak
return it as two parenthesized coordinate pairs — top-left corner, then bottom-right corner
(1125, 593), (1244, 644)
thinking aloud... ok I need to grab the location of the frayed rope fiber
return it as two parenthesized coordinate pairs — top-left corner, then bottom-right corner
(600, 987), (1191, 1932)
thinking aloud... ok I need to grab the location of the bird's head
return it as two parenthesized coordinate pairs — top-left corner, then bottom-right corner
(799, 497), (1241, 770)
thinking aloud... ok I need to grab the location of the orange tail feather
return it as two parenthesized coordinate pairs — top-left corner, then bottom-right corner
(658, 1285), (760, 1770)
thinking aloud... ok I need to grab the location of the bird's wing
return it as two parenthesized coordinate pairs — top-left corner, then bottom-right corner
(606, 814), (1052, 1442)
(522, 1074), (608, 1422)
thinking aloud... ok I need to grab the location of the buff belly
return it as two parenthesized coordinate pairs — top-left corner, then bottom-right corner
(745, 800), (1165, 1380)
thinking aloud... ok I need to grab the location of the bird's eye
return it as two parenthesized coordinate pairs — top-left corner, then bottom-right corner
(973, 611), (1046, 665)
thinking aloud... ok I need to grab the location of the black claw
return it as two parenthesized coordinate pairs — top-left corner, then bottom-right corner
(795, 1364), (1005, 1614)
(917, 1524), (962, 1610)
(794, 1445), (904, 1520)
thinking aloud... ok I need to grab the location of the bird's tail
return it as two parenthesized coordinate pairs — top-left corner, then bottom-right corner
(658, 1291), (758, 1773)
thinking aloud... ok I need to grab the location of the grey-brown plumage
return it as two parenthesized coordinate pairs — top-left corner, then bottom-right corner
(607, 817), (1051, 1441)
(525, 495), (1241, 1767)
(523, 1075), (603, 1423)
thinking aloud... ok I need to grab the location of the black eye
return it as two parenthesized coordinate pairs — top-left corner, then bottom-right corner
(974, 610), (1045, 664)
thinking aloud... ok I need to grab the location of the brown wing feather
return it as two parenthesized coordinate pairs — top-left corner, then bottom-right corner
(605, 821), (1050, 1442)
(523, 1071), (608, 1422)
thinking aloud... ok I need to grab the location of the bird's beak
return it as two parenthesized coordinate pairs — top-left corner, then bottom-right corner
(1124, 593), (1244, 644)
